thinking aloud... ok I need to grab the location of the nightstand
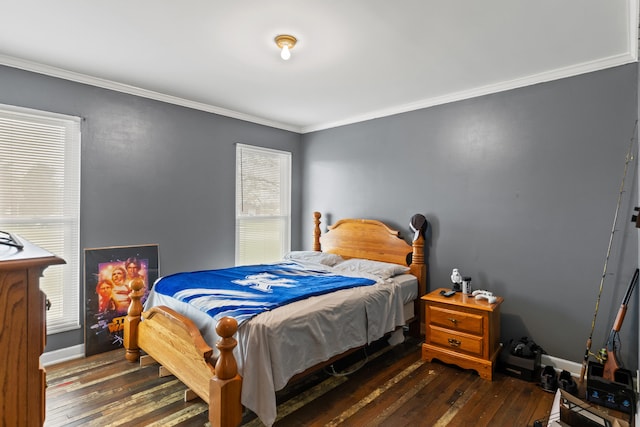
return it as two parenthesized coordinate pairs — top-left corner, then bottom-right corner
(421, 288), (503, 380)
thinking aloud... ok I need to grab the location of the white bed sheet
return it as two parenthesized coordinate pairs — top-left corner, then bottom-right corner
(143, 263), (417, 426)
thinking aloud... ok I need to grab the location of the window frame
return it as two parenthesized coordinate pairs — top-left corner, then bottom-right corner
(235, 143), (291, 265)
(0, 103), (81, 335)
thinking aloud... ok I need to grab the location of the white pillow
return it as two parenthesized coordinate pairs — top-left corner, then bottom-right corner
(283, 251), (344, 267)
(332, 258), (410, 280)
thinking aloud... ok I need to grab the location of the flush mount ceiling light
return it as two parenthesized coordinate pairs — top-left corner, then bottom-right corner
(275, 34), (297, 60)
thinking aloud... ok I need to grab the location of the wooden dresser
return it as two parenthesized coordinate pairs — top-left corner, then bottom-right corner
(0, 235), (64, 426)
(421, 288), (503, 380)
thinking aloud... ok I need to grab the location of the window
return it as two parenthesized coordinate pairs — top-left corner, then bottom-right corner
(0, 104), (81, 335)
(236, 144), (291, 265)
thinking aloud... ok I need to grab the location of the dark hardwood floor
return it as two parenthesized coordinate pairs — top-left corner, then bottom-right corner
(45, 338), (556, 426)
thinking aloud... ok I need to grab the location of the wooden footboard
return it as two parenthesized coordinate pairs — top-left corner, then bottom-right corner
(124, 279), (242, 427)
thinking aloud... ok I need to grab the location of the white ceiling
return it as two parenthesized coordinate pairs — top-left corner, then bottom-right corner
(0, 1), (637, 133)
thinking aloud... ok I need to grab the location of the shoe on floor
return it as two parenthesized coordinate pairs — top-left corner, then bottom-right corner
(558, 369), (578, 395)
(540, 365), (558, 393)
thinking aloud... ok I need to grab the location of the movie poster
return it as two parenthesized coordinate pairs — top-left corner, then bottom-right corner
(84, 244), (159, 356)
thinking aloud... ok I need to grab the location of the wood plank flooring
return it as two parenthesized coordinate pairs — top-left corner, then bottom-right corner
(45, 337), (555, 426)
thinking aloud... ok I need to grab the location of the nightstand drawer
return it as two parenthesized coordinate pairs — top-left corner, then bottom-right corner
(428, 305), (484, 335)
(429, 325), (483, 356)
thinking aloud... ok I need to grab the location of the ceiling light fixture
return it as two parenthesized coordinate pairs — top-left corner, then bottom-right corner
(275, 34), (297, 61)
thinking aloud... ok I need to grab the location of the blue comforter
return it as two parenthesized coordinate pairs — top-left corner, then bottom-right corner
(153, 262), (376, 325)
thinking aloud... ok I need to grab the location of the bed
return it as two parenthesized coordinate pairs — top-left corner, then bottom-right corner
(124, 212), (427, 427)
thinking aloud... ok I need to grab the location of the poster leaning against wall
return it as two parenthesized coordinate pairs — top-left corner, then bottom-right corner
(84, 244), (159, 356)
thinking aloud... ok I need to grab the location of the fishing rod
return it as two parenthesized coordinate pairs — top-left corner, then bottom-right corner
(578, 120), (638, 384)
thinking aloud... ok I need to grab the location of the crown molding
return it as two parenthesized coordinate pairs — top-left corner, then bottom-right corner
(1, 51), (636, 136)
(301, 52), (638, 134)
(0, 54), (302, 134)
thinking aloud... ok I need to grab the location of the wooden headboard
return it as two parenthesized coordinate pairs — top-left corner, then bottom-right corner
(312, 211), (427, 332)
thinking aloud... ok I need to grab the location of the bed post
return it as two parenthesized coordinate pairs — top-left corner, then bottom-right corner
(210, 317), (243, 427)
(124, 277), (145, 362)
(313, 211), (322, 251)
(409, 234), (427, 335)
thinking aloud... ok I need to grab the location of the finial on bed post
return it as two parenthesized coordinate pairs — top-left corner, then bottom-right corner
(313, 211), (322, 251)
(214, 317), (238, 380)
(210, 316), (242, 427)
(124, 277), (145, 362)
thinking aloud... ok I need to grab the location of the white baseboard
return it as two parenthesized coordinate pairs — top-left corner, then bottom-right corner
(542, 355), (639, 392)
(41, 344), (85, 367)
(541, 354), (583, 377)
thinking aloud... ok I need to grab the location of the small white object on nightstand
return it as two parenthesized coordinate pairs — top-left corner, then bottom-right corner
(451, 268), (462, 286)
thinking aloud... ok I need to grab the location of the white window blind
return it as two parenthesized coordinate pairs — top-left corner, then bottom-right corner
(236, 144), (291, 265)
(0, 104), (81, 335)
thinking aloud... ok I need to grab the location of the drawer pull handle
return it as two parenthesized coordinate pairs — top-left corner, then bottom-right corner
(447, 317), (458, 324)
(448, 338), (461, 347)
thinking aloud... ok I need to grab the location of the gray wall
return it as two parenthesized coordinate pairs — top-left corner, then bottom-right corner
(301, 64), (639, 370)
(0, 65), (302, 352)
(2, 62), (638, 370)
